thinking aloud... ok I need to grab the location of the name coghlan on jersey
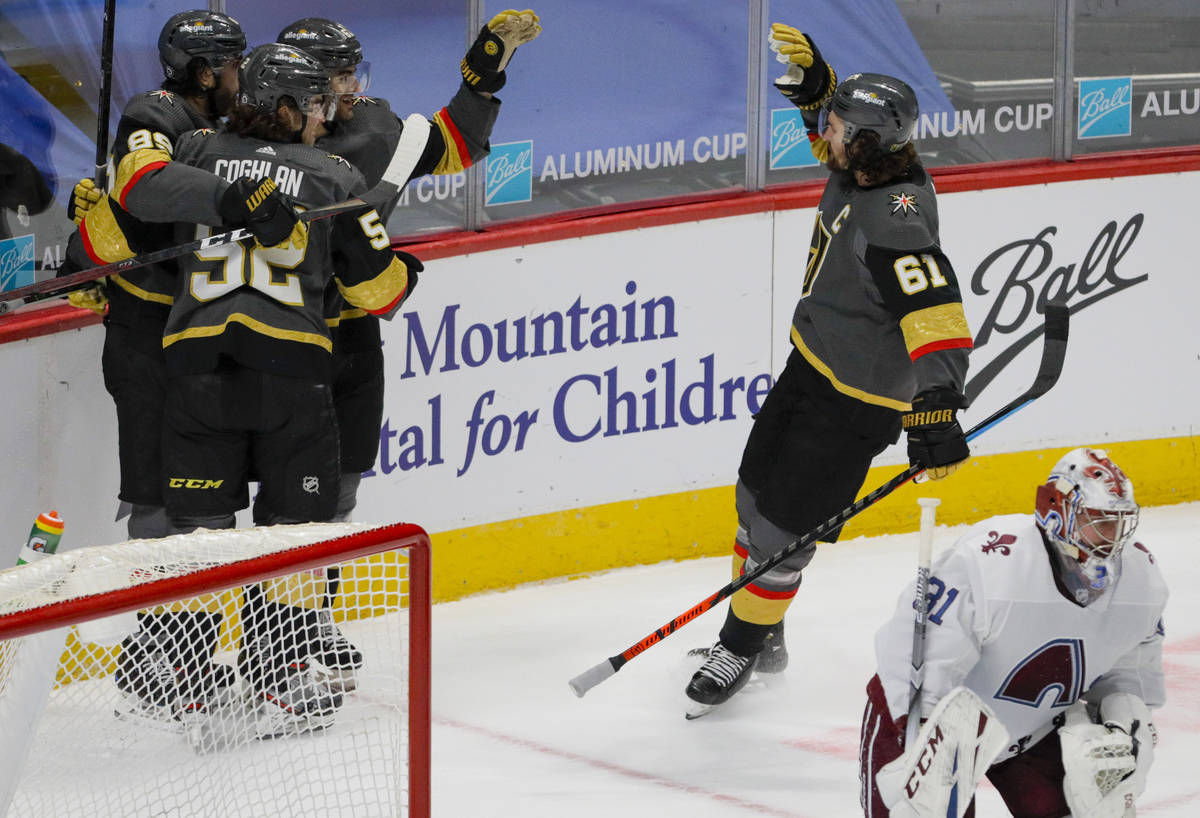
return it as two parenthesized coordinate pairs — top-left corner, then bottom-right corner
(212, 157), (306, 198)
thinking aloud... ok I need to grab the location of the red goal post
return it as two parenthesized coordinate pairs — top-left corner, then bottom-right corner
(0, 521), (430, 818)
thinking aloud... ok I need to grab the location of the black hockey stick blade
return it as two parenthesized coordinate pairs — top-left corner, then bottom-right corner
(569, 300), (1069, 698)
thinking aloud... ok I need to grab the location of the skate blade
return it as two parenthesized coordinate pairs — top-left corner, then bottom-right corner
(684, 700), (714, 720)
(113, 696), (186, 734)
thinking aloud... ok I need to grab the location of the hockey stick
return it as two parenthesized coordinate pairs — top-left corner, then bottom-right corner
(569, 300), (1069, 697)
(95, 0), (116, 189)
(906, 497), (941, 750)
(0, 114), (433, 315)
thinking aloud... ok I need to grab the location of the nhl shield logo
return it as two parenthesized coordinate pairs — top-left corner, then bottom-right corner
(302, 476), (320, 495)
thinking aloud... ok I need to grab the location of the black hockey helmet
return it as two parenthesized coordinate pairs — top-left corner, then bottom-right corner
(158, 10), (246, 81)
(277, 18), (364, 70)
(237, 43), (332, 113)
(820, 72), (918, 152)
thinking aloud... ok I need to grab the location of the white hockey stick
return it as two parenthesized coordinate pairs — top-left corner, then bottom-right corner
(906, 497), (941, 749)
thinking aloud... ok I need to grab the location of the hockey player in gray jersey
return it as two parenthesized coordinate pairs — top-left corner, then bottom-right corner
(686, 24), (974, 717)
(276, 12), (538, 692)
(107, 43), (418, 734)
(62, 10), (246, 542)
(276, 12), (530, 522)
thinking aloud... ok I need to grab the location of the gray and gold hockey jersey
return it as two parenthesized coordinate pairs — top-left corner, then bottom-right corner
(141, 129), (412, 379)
(317, 85), (499, 351)
(74, 90), (218, 338)
(792, 165), (972, 411)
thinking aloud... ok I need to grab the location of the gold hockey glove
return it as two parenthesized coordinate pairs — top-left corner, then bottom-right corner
(902, 389), (970, 480)
(67, 282), (109, 316)
(67, 178), (103, 225)
(768, 23), (837, 110)
(461, 9), (542, 94)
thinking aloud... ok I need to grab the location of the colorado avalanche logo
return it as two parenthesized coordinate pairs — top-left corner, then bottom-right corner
(889, 191), (918, 216)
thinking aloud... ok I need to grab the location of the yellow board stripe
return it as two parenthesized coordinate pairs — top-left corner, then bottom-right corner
(790, 326), (912, 412)
(423, 435), (1196, 603)
(163, 312), (332, 351)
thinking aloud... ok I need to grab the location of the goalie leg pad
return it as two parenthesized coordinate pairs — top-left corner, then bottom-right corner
(875, 686), (1009, 818)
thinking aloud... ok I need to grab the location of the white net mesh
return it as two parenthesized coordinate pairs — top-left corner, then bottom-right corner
(0, 523), (427, 818)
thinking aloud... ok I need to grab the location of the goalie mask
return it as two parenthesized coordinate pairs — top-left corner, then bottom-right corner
(1035, 448), (1139, 606)
(237, 44), (336, 121)
(818, 72), (918, 152)
(158, 10), (246, 82)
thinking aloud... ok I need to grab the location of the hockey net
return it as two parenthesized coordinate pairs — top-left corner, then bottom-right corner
(0, 522), (430, 818)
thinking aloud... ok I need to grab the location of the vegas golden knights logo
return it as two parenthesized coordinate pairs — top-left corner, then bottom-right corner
(804, 211), (832, 298)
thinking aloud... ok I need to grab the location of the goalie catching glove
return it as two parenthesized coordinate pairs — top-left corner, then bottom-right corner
(460, 9), (542, 94)
(902, 388), (970, 480)
(1060, 694), (1156, 818)
(768, 23), (837, 110)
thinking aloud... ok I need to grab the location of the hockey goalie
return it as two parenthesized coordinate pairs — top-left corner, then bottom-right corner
(860, 448), (1166, 818)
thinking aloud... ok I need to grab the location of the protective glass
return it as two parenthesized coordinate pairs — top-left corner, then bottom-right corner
(331, 61), (371, 95)
(816, 101), (832, 136)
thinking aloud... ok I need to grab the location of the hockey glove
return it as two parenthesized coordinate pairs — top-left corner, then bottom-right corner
(67, 282), (110, 316)
(218, 177), (299, 248)
(461, 9), (542, 94)
(768, 23), (837, 110)
(67, 178), (103, 225)
(1060, 696), (1154, 818)
(902, 388), (969, 480)
(809, 134), (831, 164)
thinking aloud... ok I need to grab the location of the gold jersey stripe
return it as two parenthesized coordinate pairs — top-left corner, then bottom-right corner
(325, 306), (370, 328)
(79, 197), (134, 264)
(110, 273), (173, 305)
(790, 326), (913, 412)
(432, 108), (469, 175)
(163, 312), (332, 352)
(114, 148), (172, 207)
(336, 255), (408, 314)
(899, 303), (973, 358)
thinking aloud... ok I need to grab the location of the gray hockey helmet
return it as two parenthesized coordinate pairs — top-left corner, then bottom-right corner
(822, 72), (919, 152)
(158, 10), (246, 81)
(277, 18), (364, 70)
(236, 44), (332, 113)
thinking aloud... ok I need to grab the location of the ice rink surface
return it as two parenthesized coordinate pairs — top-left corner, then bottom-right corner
(432, 502), (1200, 817)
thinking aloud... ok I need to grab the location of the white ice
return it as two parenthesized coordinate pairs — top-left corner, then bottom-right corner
(432, 502), (1200, 817)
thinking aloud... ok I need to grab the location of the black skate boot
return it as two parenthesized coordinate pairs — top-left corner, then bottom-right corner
(684, 642), (758, 719)
(756, 620), (788, 674)
(312, 608), (363, 694)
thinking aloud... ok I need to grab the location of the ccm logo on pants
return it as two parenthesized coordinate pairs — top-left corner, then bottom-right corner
(168, 478), (224, 489)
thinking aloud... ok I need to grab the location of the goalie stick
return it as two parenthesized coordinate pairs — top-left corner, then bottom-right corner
(906, 497), (941, 750)
(0, 114), (432, 315)
(569, 300), (1069, 697)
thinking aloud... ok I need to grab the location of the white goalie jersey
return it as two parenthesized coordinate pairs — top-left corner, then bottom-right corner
(874, 513), (1167, 762)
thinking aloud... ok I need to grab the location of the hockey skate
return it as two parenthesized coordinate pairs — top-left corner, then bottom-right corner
(688, 621), (789, 674)
(756, 620), (788, 674)
(114, 630), (236, 731)
(311, 608), (363, 694)
(254, 661), (344, 739)
(684, 642), (758, 720)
